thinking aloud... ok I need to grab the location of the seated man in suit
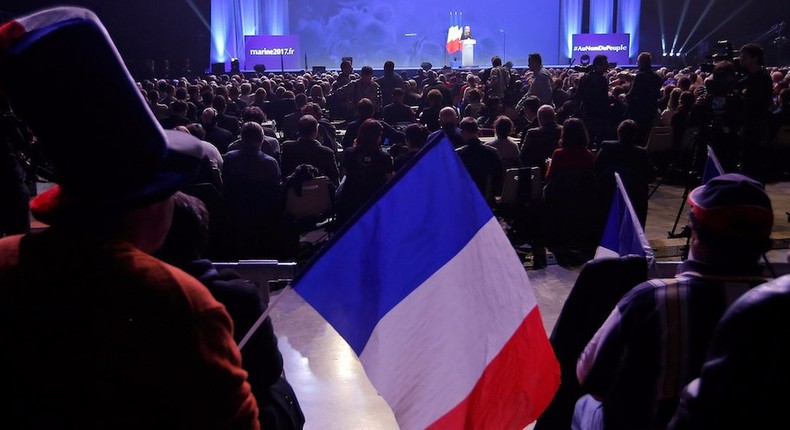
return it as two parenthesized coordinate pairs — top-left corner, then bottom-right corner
(520, 105), (562, 180)
(341, 98), (404, 149)
(281, 115), (340, 185)
(455, 117), (504, 203)
(383, 87), (416, 125)
(280, 93), (309, 141)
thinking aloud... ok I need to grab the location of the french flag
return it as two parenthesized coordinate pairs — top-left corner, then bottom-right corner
(702, 145), (725, 184)
(446, 25), (462, 54)
(292, 135), (560, 429)
(594, 172), (654, 261)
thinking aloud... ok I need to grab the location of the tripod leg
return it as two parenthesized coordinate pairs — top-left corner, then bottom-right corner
(668, 186), (690, 238)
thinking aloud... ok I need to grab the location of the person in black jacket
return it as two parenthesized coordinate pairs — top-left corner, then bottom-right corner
(595, 119), (658, 228)
(575, 55), (611, 146)
(455, 117), (504, 204)
(625, 53), (663, 146)
(157, 191), (304, 430)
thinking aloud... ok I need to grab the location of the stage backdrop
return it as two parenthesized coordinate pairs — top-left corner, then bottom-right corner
(572, 33), (631, 66)
(292, 0), (560, 69)
(212, 0), (561, 70)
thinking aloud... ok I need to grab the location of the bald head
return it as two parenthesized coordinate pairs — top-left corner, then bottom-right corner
(439, 106), (459, 127)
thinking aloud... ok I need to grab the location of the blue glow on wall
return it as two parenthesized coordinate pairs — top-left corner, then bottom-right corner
(617, 0), (641, 58)
(590, 0), (614, 34)
(561, 0), (583, 60)
(211, 0), (287, 68)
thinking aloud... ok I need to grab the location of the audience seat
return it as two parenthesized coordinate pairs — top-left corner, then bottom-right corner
(284, 176), (335, 236)
(534, 255), (648, 430)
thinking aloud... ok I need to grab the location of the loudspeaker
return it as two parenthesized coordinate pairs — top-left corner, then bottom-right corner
(312, 66), (326, 73)
(210, 62), (225, 75)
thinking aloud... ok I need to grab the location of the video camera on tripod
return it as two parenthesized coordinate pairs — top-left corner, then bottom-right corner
(698, 40), (745, 114)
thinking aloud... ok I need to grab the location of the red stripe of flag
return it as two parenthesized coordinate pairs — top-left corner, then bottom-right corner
(428, 309), (560, 429)
(0, 21), (26, 51)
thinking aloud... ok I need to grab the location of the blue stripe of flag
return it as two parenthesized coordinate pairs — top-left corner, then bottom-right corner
(293, 136), (494, 355)
(598, 177), (649, 258)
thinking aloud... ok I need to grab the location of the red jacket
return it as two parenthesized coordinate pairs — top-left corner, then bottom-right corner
(0, 231), (259, 429)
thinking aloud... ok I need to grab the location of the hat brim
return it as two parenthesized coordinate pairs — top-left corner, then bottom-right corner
(31, 130), (207, 225)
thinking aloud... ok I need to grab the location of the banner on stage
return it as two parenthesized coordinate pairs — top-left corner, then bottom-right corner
(572, 33), (630, 65)
(244, 35), (301, 70)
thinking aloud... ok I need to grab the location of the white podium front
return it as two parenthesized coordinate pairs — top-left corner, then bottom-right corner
(461, 39), (476, 67)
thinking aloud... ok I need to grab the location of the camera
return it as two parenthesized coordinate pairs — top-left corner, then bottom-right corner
(699, 40), (742, 73)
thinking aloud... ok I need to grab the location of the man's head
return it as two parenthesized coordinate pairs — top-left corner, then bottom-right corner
(493, 115), (513, 139)
(200, 107), (218, 126)
(687, 173), (773, 264)
(392, 87), (405, 104)
(156, 191), (211, 265)
(298, 114), (319, 139)
(340, 60), (353, 75)
(295, 92), (308, 109)
(491, 56), (502, 67)
(522, 95), (541, 120)
(537, 104), (557, 127)
(616, 119), (639, 145)
(459, 117), (480, 142)
(240, 121), (264, 149)
(360, 66), (374, 85)
(593, 55), (609, 73)
(301, 102), (323, 120)
(427, 89), (443, 107)
(356, 97), (375, 119)
(439, 106), (459, 127)
(528, 53), (543, 72)
(383, 60), (395, 74)
(404, 123), (428, 151)
(739, 43), (765, 72)
(637, 52), (652, 70)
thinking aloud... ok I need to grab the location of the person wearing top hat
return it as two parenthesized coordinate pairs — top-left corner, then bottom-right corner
(0, 7), (259, 429)
(574, 173), (774, 430)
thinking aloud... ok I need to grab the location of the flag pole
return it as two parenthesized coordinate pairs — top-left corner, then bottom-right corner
(238, 283), (294, 350)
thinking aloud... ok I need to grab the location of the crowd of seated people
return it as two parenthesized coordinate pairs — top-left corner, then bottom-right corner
(8, 46), (786, 266)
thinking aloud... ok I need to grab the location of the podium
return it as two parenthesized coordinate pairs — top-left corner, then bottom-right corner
(462, 39), (476, 67)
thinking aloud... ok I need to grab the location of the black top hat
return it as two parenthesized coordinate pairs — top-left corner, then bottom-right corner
(0, 7), (206, 224)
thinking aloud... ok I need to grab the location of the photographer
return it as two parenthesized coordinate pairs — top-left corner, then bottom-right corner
(737, 43), (774, 178)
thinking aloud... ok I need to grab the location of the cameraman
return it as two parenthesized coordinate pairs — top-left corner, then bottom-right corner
(737, 43), (773, 178)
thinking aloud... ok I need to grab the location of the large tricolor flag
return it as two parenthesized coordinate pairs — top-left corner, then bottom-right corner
(594, 172), (655, 261)
(446, 25), (462, 54)
(292, 136), (560, 429)
(701, 145), (725, 184)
